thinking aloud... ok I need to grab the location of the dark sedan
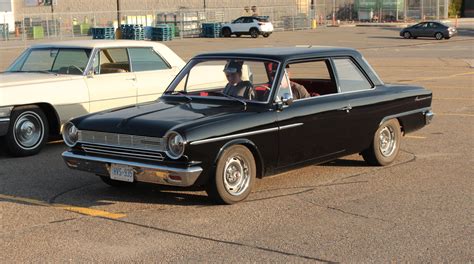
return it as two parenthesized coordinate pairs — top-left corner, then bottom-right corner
(400, 21), (457, 40)
(62, 47), (434, 204)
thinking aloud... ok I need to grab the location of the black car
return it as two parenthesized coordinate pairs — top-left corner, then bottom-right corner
(62, 47), (433, 204)
(400, 21), (457, 40)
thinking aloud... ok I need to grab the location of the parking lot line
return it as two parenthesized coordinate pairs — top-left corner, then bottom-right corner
(405, 135), (426, 139)
(399, 71), (474, 83)
(0, 194), (126, 219)
(434, 98), (474, 101)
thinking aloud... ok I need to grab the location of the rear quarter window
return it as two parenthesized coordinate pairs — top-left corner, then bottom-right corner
(333, 58), (372, 93)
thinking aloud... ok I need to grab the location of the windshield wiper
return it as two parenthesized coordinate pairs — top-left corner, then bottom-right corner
(217, 91), (247, 110)
(163, 90), (192, 102)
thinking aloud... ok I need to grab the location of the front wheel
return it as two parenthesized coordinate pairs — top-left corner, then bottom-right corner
(362, 119), (401, 166)
(403, 31), (411, 39)
(4, 106), (49, 156)
(435, 32), (444, 40)
(250, 28), (259, 38)
(206, 145), (256, 204)
(222, 27), (231, 38)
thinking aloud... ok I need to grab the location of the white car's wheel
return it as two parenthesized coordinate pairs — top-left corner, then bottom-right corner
(4, 106), (49, 156)
(250, 28), (259, 38)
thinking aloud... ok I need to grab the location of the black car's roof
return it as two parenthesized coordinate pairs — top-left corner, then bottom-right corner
(194, 46), (362, 62)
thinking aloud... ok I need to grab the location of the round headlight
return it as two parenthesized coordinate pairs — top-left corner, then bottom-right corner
(165, 131), (185, 159)
(63, 122), (79, 147)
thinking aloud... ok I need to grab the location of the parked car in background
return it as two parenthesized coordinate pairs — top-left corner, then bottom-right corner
(0, 40), (185, 156)
(62, 46), (434, 204)
(221, 16), (274, 38)
(400, 21), (457, 40)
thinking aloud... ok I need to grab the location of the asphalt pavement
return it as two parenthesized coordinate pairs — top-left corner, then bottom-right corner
(1, 27), (473, 262)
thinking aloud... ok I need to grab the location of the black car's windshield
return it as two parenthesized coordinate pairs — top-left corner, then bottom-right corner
(7, 48), (92, 75)
(164, 58), (279, 103)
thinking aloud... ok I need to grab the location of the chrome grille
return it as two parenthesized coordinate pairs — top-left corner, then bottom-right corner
(78, 130), (164, 152)
(81, 144), (165, 161)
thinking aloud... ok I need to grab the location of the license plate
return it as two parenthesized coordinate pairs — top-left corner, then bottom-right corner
(110, 164), (134, 182)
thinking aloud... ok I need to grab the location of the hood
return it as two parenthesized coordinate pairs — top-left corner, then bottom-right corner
(74, 98), (248, 137)
(0, 72), (79, 87)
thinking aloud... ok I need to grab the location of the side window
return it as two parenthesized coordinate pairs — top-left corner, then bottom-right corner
(96, 48), (130, 74)
(233, 18), (244, 23)
(244, 18), (254, 23)
(284, 60), (337, 97)
(333, 58), (372, 93)
(128, 48), (170, 72)
(52, 49), (90, 74)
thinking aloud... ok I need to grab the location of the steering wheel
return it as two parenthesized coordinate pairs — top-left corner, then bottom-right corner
(68, 65), (84, 74)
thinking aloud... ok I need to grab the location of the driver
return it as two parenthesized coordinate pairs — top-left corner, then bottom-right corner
(222, 60), (255, 100)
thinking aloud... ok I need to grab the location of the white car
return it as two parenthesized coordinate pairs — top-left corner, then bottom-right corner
(0, 40), (185, 156)
(221, 16), (274, 38)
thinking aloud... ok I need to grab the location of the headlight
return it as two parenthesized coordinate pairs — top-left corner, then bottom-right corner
(63, 122), (79, 147)
(165, 131), (185, 159)
(0, 106), (13, 118)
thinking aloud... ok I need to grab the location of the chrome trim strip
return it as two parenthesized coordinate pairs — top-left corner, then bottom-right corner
(190, 127), (279, 145)
(380, 107), (432, 125)
(62, 151), (201, 174)
(0, 118), (10, 122)
(78, 130), (164, 151)
(82, 145), (164, 161)
(279, 123), (304, 130)
(415, 95), (432, 101)
(190, 123), (304, 145)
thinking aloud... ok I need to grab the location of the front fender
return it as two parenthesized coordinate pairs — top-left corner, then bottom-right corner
(213, 138), (265, 178)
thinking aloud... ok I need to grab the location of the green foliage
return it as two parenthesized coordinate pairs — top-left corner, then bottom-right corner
(449, 0), (462, 17)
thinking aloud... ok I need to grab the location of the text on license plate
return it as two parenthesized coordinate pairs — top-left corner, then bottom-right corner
(110, 164), (134, 182)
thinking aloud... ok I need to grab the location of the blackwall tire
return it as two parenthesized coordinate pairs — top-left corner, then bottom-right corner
(403, 31), (411, 39)
(206, 145), (256, 204)
(435, 32), (444, 40)
(5, 106), (49, 157)
(362, 119), (401, 166)
(222, 28), (231, 37)
(250, 28), (259, 38)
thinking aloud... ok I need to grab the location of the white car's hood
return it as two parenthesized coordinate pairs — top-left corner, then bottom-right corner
(0, 72), (81, 87)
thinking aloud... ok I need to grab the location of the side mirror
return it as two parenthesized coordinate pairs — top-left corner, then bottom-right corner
(281, 93), (294, 106)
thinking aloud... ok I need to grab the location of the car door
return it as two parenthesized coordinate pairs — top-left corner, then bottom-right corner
(411, 22), (425, 37)
(86, 48), (137, 113)
(231, 17), (245, 32)
(276, 60), (350, 168)
(128, 47), (179, 103)
(330, 57), (378, 154)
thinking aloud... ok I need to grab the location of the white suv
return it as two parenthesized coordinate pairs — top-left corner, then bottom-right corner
(221, 16), (274, 38)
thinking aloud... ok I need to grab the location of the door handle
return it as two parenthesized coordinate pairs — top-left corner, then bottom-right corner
(338, 105), (352, 113)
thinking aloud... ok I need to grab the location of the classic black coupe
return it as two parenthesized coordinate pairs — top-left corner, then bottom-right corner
(62, 47), (433, 204)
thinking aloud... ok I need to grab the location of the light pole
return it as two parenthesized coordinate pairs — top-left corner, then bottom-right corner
(332, 0), (335, 25)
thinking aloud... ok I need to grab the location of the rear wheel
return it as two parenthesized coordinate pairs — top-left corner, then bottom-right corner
(222, 27), (231, 37)
(362, 119), (401, 166)
(435, 32), (444, 40)
(4, 105), (49, 156)
(206, 145), (256, 204)
(250, 28), (259, 38)
(403, 31), (411, 39)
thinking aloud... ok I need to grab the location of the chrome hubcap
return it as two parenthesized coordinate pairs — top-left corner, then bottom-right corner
(223, 155), (250, 196)
(14, 112), (43, 149)
(379, 126), (396, 157)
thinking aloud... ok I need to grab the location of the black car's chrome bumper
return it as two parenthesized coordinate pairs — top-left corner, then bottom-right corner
(424, 110), (434, 125)
(62, 151), (203, 187)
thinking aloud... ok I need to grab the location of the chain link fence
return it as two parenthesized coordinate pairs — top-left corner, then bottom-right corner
(0, 1), (450, 43)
